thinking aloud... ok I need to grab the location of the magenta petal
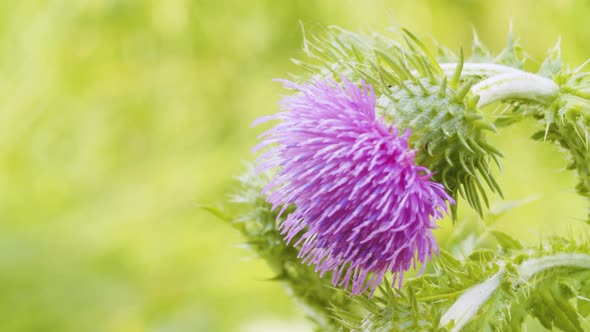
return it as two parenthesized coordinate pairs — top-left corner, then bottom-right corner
(254, 78), (454, 295)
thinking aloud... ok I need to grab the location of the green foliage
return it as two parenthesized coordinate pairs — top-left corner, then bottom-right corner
(330, 235), (590, 332)
(527, 279), (582, 332)
(219, 24), (590, 332)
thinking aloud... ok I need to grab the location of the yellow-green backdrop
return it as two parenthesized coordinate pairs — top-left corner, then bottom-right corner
(1, 0), (589, 331)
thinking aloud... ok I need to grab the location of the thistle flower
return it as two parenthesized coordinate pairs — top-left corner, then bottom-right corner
(253, 79), (454, 295)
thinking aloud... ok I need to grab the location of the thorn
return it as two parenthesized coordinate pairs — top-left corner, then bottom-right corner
(374, 61), (403, 89)
(475, 178), (490, 208)
(471, 27), (491, 60)
(199, 204), (234, 223)
(458, 133), (475, 153)
(345, 43), (361, 62)
(299, 21), (310, 55)
(465, 94), (479, 109)
(464, 112), (483, 121)
(552, 37), (562, 59)
(488, 169), (504, 198)
(468, 138), (487, 155)
(375, 49), (411, 83)
(455, 78), (474, 102)
(450, 199), (458, 222)
(459, 150), (474, 175)
(399, 80), (413, 95)
(450, 48), (464, 88)
(480, 141), (504, 157)
(492, 154), (503, 173)
(442, 167), (451, 188)
(469, 159), (489, 208)
(402, 34), (418, 53)
(467, 181), (484, 217)
(472, 26), (481, 45)
(574, 58), (590, 74)
(444, 148), (454, 166)
(420, 57), (436, 83)
(458, 182), (467, 200)
(410, 73), (428, 94)
(426, 140), (436, 156)
(268, 272), (289, 281)
(477, 120), (498, 133)
(291, 58), (319, 73)
(477, 161), (499, 194)
(439, 76), (447, 97)
(401, 29), (441, 72)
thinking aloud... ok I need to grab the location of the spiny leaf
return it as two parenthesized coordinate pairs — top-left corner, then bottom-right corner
(450, 48), (464, 88)
(470, 28), (492, 63)
(528, 280), (584, 332)
(494, 28), (526, 69)
(331, 235), (590, 331)
(538, 38), (562, 78)
(199, 204), (233, 223)
(491, 231), (523, 251)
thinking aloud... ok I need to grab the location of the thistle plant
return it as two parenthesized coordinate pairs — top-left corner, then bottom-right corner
(206, 26), (590, 331)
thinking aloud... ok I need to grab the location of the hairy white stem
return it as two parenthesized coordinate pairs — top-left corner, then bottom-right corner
(517, 253), (590, 281)
(440, 270), (503, 332)
(472, 73), (559, 108)
(439, 62), (559, 108)
(440, 253), (590, 331)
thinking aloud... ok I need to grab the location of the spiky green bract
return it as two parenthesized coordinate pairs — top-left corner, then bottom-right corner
(443, 31), (590, 223)
(378, 79), (502, 218)
(528, 59), (590, 222)
(331, 234), (590, 332)
(440, 29), (526, 70)
(204, 165), (354, 331)
(294, 26), (503, 217)
(487, 39), (562, 128)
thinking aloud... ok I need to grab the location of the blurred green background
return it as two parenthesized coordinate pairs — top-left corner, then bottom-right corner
(2, 0), (590, 331)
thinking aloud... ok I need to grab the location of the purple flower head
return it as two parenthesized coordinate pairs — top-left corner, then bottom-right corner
(253, 78), (454, 296)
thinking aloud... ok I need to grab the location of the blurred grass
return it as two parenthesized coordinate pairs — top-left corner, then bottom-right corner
(0, 0), (589, 331)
